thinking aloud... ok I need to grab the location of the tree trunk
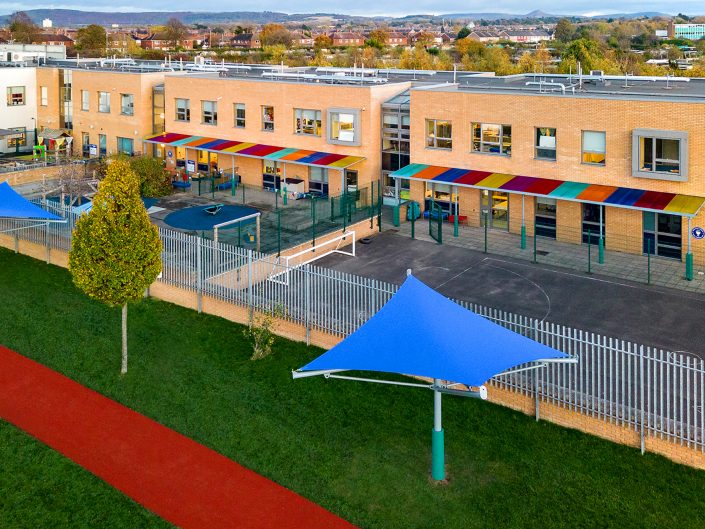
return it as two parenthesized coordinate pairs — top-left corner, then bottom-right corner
(121, 303), (128, 375)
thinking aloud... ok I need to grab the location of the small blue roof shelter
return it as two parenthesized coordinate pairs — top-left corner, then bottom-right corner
(0, 182), (63, 223)
(293, 272), (577, 481)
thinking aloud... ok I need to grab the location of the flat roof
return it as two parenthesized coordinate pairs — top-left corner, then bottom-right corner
(423, 73), (705, 102)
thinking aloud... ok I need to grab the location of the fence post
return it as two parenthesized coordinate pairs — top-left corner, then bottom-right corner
(483, 212), (488, 254)
(247, 249), (253, 322)
(587, 229), (592, 274)
(377, 180), (382, 232)
(311, 196), (317, 248)
(277, 209), (282, 258)
(647, 239), (652, 285)
(305, 267), (311, 345)
(534, 320), (540, 421)
(45, 219), (50, 264)
(639, 345), (645, 455)
(196, 236), (203, 314)
(533, 231), (537, 263)
(410, 205), (415, 239)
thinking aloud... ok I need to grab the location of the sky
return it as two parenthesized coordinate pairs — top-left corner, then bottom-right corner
(0, 1), (701, 17)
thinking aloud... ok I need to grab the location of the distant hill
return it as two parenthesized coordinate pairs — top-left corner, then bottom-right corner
(0, 8), (679, 27)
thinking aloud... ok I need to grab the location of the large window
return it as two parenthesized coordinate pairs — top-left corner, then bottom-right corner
(582, 204), (605, 244)
(643, 212), (682, 259)
(98, 91), (110, 113)
(116, 137), (134, 155)
(81, 90), (89, 111)
(40, 86), (48, 106)
(472, 123), (511, 155)
(425, 119), (452, 149)
(234, 103), (245, 128)
(294, 108), (322, 136)
(6, 86), (25, 106)
(328, 109), (359, 145)
(309, 166), (329, 196)
(262, 106), (274, 131)
(480, 190), (509, 230)
(535, 198), (557, 238)
(201, 101), (217, 125)
(535, 127), (556, 160)
(120, 94), (134, 116)
(98, 134), (106, 155)
(175, 98), (190, 122)
(7, 127), (26, 148)
(582, 131), (606, 165)
(632, 129), (688, 181)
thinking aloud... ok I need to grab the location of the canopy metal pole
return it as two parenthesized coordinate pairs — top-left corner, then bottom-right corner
(521, 194), (526, 249)
(432, 378), (445, 481)
(598, 205), (605, 264)
(686, 216), (693, 281)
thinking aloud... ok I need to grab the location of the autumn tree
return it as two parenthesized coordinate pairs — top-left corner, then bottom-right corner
(163, 17), (188, 49)
(368, 27), (389, 48)
(314, 34), (333, 50)
(260, 23), (292, 48)
(554, 18), (575, 43)
(69, 158), (162, 375)
(75, 24), (107, 53)
(8, 11), (39, 44)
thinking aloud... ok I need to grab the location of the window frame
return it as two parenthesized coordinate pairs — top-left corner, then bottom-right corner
(7, 127), (26, 148)
(472, 122), (512, 156)
(234, 103), (246, 128)
(120, 93), (134, 116)
(81, 90), (89, 111)
(262, 105), (275, 131)
(425, 119), (453, 150)
(581, 130), (606, 166)
(294, 108), (322, 136)
(98, 91), (110, 113)
(535, 127), (556, 161)
(40, 86), (48, 107)
(175, 98), (190, 122)
(201, 100), (217, 125)
(6, 86), (25, 106)
(328, 108), (360, 146)
(632, 129), (688, 182)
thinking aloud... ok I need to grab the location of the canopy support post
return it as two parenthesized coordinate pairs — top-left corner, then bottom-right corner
(686, 216), (693, 281)
(432, 378), (445, 481)
(521, 194), (526, 249)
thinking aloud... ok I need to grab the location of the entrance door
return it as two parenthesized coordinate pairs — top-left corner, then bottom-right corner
(535, 198), (557, 238)
(345, 169), (358, 193)
(582, 204), (604, 244)
(643, 212), (682, 259)
(480, 190), (509, 230)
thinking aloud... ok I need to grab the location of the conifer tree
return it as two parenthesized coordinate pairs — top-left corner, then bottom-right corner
(69, 158), (162, 374)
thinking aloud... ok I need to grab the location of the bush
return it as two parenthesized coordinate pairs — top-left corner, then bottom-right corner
(129, 156), (172, 198)
(243, 308), (283, 360)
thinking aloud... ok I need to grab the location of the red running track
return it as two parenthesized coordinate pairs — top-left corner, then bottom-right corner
(0, 346), (356, 529)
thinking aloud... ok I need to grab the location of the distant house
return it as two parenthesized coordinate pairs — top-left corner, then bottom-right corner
(467, 30), (503, 43)
(329, 32), (365, 47)
(291, 32), (314, 47)
(500, 29), (553, 43)
(35, 33), (74, 48)
(386, 32), (407, 46)
(140, 33), (193, 50)
(231, 33), (261, 49)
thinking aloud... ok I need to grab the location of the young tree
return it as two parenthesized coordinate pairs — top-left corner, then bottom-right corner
(260, 23), (292, 47)
(164, 17), (188, 49)
(75, 24), (107, 53)
(554, 18), (575, 43)
(8, 11), (39, 44)
(69, 158), (162, 375)
(314, 34), (333, 50)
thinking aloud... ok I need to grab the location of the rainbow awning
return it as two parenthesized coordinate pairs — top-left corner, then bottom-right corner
(144, 132), (364, 169)
(391, 163), (705, 217)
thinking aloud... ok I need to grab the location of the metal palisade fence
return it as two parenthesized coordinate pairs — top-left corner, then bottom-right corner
(4, 200), (705, 454)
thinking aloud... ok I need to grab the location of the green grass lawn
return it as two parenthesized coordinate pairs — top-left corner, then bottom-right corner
(1, 247), (704, 529)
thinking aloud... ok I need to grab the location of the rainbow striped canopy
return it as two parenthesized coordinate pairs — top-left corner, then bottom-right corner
(391, 163), (705, 217)
(144, 132), (364, 169)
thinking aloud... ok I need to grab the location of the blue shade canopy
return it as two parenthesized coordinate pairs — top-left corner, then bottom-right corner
(0, 182), (62, 221)
(297, 275), (569, 387)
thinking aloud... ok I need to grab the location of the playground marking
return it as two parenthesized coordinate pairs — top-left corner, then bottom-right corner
(0, 346), (356, 529)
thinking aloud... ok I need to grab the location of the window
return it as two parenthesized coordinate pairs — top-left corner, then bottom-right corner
(643, 212), (682, 259)
(535, 127), (556, 160)
(328, 110), (359, 145)
(176, 98), (190, 122)
(234, 103), (245, 128)
(582, 204), (605, 244)
(582, 131), (605, 165)
(98, 134), (106, 155)
(632, 129), (688, 181)
(202, 101), (217, 125)
(7, 127), (26, 148)
(116, 137), (134, 155)
(535, 198), (557, 239)
(262, 106), (274, 131)
(294, 108), (322, 136)
(426, 119), (452, 149)
(81, 132), (90, 155)
(309, 167), (329, 196)
(98, 91), (110, 113)
(472, 123), (511, 155)
(81, 90), (89, 111)
(40, 86), (48, 106)
(6, 86), (25, 106)
(120, 94), (134, 116)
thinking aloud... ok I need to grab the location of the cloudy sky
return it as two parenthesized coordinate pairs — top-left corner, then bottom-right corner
(0, 1), (699, 16)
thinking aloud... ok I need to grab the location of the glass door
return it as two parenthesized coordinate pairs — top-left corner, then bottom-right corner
(582, 204), (604, 244)
(480, 190), (509, 230)
(643, 212), (682, 259)
(535, 198), (557, 238)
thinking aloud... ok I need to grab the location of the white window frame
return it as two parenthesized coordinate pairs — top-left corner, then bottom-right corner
(262, 105), (275, 131)
(472, 122), (511, 156)
(120, 93), (134, 116)
(535, 127), (557, 160)
(81, 90), (89, 111)
(328, 108), (360, 146)
(98, 91), (110, 113)
(234, 103), (245, 128)
(425, 119), (452, 150)
(201, 100), (217, 125)
(40, 86), (48, 106)
(582, 130), (606, 166)
(294, 108), (322, 136)
(175, 98), (190, 122)
(6, 86), (25, 106)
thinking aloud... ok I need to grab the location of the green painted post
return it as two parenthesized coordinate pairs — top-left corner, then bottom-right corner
(311, 196), (316, 248)
(483, 212), (488, 254)
(686, 252), (694, 281)
(453, 212), (459, 237)
(242, 183), (245, 204)
(431, 428), (445, 481)
(533, 232), (537, 263)
(238, 223), (242, 248)
(598, 237), (605, 264)
(377, 181), (382, 232)
(275, 187), (279, 209)
(587, 229), (592, 274)
(647, 239), (651, 285)
(521, 224), (526, 249)
(283, 186), (288, 206)
(231, 175), (236, 196)
(277, 209), (282, 257)
(411, 204), (416, 239)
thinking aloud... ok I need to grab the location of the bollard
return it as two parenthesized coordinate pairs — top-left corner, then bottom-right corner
(521, 224), (526, 249)
(598, 237), (604, 264)
(686, 252), (694, 281)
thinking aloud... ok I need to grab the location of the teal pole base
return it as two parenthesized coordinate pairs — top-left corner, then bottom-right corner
(686, 252), (693, 281)
(453, 215), (459, 237)
(393, 205), (400, 227)
(283, 187), (288, 206)
(431, 428), (445, 481)
(520, 224), (526, 249)
(598, 238), (605, 264)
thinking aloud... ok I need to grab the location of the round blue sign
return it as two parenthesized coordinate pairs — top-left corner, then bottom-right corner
(167, 150), (173, 157)
(692, 227), (705, 240)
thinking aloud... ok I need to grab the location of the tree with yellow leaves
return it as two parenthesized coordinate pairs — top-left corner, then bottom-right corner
(69, 158), (162, 375)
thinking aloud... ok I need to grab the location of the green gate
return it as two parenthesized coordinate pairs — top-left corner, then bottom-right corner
(429, 202), (443, 244)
